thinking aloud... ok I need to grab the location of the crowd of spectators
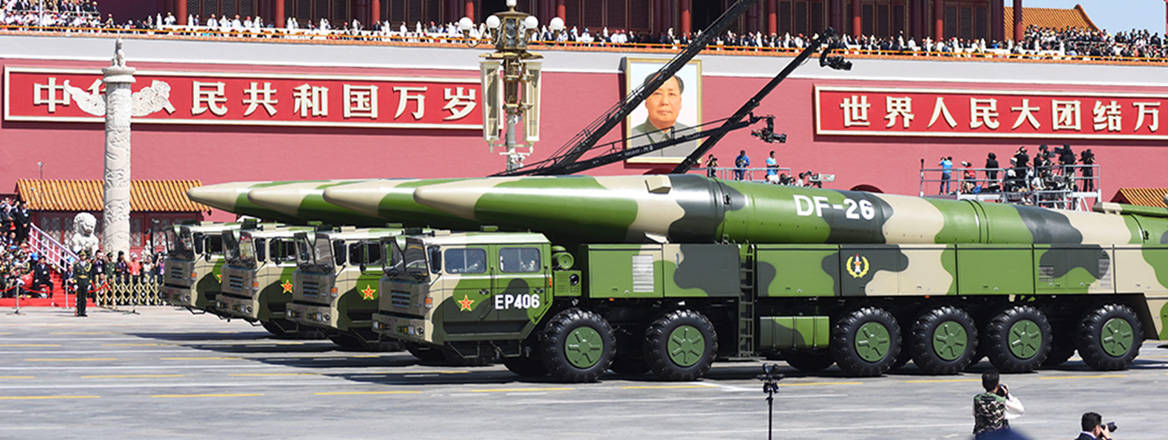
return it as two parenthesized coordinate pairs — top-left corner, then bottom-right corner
(3, 2), (1168, 62)
(1, 0), (103, 28)
(936, 144), (1098, 206)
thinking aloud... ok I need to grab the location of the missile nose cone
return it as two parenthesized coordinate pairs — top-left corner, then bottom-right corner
(321, 180), (403, 218)
(187, 181), (266, 212)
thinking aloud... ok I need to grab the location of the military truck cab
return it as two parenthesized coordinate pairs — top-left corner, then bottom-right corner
(217, 223), (317, 338)
(375, 231), (580, 363)
(286, 228), (399, 350)
(161, 222), (237, 312)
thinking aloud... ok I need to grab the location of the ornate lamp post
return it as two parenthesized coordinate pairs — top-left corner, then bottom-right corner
(460, 0), (563, 172)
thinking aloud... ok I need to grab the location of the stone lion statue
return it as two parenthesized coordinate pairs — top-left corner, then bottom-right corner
(66, 212), (99, 257)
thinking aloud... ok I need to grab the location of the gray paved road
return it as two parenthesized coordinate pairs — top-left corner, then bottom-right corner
(1, 307), (1165, 439)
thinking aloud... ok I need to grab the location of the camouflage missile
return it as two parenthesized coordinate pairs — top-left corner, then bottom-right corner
(187, 181), (304, 223)
(410, 174), (1167, 245)
(245, 180), (388, 226)
(321, 178), (486, 230)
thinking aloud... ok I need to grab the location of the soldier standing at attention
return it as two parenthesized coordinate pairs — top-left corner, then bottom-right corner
(73, 250), (94, 317)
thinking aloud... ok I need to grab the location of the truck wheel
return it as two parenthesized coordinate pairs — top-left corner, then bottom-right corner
(643, 309), (718, 381)
(830, 307), (901, 377)
(910, 306), (978, 375)
(538, 308), (615, 383)
(503, 356), (548, 377)
(609, 355), (650, 376)
(406, 343), (446, 363)
(982, 305), (1051, 373)
(1075, 304), (1142, 371)
(782, 351), (835, 373)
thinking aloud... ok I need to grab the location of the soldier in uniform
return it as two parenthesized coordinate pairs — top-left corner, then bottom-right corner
(72, 250), (94, 317)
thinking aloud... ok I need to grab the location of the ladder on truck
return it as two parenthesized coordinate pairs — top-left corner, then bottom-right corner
(737, 245), (756, 356)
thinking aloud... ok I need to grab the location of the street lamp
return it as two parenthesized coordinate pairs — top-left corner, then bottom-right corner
(36, 161), (43, 179)
(469, 0), (546, 172)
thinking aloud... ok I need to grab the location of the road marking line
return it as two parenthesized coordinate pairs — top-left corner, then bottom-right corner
(81, 374), (184, 379)
(101, 343), (165, 347)
(620, 385), (711, 390)
(470, 387), (574, 393)
(1039, 375), (1126, 380)
(0, 376), (34, 379)
(903, 378), (980, 383)
(24, 358), (116, 362)
(159, 356), (241, 360)
(0, 395), (99, 400)
(0, 344), (61, 347)
(151, 393), (263, 398)
(780, 381), (863, 387)
(314, 390), (422, 396)
(228, 373), (318, 377)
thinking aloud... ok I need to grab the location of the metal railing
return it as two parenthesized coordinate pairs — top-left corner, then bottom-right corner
(25, 223), (78, 275)
(919, 164), (1101, 210)
(691, 166), (838, 186)
(93, 280), (163, 307)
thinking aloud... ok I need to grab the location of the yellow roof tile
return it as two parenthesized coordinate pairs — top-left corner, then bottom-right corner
(1004, 4), (1099, 40)
(15, 179), (208, 212)
(1112, 188), (1168, 208)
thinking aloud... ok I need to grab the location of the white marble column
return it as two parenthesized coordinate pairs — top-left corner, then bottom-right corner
(100, 60), (135, 254)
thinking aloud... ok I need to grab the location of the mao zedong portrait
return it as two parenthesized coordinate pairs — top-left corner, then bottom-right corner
(629, 74), (698, 158)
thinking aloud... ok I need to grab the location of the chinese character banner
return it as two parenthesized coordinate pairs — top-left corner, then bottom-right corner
(4, 67), (482, 129)
(815, 86), (1166, 140)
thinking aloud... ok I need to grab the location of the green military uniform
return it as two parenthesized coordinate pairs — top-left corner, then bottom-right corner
(73, 255), (94, 317)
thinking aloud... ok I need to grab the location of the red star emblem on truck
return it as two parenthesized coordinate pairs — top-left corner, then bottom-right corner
(281, 280), (293, 293)
(360, 285), (377, 300)
(456, 295), (474, 312)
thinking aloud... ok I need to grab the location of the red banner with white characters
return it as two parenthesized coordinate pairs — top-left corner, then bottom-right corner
(815, 86), (1168, 140)
(3, 67), (482, 129)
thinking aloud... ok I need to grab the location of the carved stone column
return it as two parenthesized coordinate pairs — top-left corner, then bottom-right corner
(101, 55), (136, 255)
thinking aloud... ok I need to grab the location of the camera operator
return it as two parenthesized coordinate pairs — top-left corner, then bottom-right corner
(1077, 412), (1115, 440)
(973, 370), (1025, 438)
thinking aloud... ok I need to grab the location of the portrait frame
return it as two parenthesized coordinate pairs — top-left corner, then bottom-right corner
(623, 57), (703, 164)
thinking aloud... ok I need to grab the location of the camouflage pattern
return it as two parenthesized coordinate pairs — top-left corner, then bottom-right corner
(186, 180), (385, 225)
(321, 178), (484, 230)
(287, 227), (402, 335)
(160, 222), (239, 312)
(215, 224), (313, 322)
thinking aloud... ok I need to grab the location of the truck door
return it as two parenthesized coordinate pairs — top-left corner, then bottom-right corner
(439, 246), (495, 329)
(492, 245), (549, 329)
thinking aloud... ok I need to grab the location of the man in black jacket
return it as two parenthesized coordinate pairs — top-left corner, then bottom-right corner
(1076, 412), (1112, 440)
(30, 255), (52, 298)
(985, 152), (1000, 190)
(12, 201), (30, 243)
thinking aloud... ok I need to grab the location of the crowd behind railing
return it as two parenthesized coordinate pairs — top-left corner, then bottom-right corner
(921, 144), (1100, 209)
(3, 2), (1168, 64)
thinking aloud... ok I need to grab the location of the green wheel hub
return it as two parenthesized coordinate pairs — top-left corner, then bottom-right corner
(1100, 317), (1134, 357)
(564, 326), (604, 369)
(854, 321), (891, 363)
(667, 325), (706, 367)
(932, 321), (968, 361)
(1007, 319), (1042, 359)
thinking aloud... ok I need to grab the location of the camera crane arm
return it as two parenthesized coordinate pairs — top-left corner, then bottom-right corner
(493, 0), (760, 177)
(671, 28), (849, 174)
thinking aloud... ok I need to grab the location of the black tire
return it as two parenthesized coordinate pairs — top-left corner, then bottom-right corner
(909, 306), (979, 375)
(830, 307), (902, 377)
(609, 354), (651, 376)
(1075, 304), (1142, 371)
(782, 351), (835, 373)
(503, 356), (548, 377)
(643, 309), (718, 381)
(406, 343), (446, 363)
(982, 305), (1052, 373)
(538, 308), (615, 383)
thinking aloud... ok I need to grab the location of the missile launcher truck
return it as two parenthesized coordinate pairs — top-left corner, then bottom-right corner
(216, 222), (320, 338)
(371, 175), (1168, 382)
(160, 222), (240, 314)
(286, 227), (403, 350)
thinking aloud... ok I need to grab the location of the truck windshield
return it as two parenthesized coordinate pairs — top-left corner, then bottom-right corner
(311, 236), (336, 271)
(295, 235), (313, 266)
(384, 239), (404, 275)
(173, 228), (196, 260)
(223, 231), (242, 265)
(238, 234), (258, 267)
(403, 239), (429, 279)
